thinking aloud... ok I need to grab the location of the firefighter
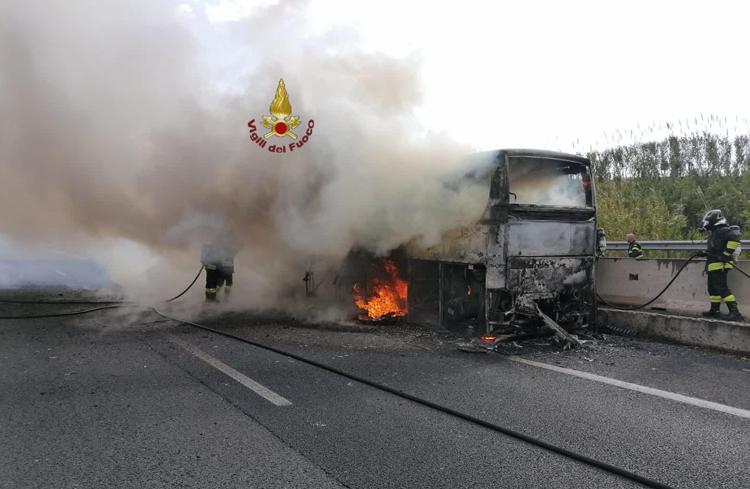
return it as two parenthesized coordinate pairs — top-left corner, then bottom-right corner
(698, 210), (743, 320)
(625, 233), (644, 259)
(201, 239), (238, 302)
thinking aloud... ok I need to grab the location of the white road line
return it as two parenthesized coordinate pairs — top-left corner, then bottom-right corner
(170, 336), (292, 407)
(508, 356), (750, 420)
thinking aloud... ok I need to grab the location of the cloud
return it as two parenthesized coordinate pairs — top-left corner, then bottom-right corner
(0, 0), (482, 305)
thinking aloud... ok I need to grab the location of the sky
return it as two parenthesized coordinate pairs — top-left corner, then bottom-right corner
(200, 0), (750, 153)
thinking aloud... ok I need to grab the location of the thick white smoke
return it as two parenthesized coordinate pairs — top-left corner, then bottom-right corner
(508, 160), (588, 207)
(0, 0), (486, 306)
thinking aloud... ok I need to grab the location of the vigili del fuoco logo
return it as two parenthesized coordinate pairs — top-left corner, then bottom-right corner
(247, 79), (315, 154)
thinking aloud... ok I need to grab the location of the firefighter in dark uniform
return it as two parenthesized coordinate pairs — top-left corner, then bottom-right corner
(625, 233), (644, 258)
(201, 240), (238, 302)
(698, 210), (743, 320)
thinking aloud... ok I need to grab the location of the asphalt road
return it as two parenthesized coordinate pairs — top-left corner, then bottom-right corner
(1, 304), (749, 488)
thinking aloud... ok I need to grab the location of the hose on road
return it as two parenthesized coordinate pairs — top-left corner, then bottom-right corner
(152, 307), (675, 489)
(0, 305), (125, 320)
(0, 264), (683, 487)
(5, 250), (750, 316)
(0, 266), (204, 319)
(0, 298), (126, 305)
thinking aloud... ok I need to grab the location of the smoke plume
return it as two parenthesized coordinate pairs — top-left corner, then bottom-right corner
(508, 160), (588, 207)
(0, 0), (484, 305)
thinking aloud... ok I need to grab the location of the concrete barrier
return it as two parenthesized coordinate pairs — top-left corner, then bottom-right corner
(600, 307), (750, 354)
(597, 258), (750, 353)
(596, 257), (750, 316)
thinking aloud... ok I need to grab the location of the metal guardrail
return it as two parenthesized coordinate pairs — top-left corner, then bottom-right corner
(607, 240), (750, 251)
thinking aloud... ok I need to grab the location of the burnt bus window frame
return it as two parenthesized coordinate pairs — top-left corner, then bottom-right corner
(502, 154), (594, 209)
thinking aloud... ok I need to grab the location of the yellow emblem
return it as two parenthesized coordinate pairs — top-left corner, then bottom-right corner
(262, 79), (300, 139)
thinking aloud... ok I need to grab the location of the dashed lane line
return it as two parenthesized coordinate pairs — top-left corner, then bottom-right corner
(508, 356), (750, 420)
(170, 335), (292, 407)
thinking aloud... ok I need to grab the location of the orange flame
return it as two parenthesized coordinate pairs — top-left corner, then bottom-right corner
(352, 260), (408, 320)
(480, 335), (497, 345)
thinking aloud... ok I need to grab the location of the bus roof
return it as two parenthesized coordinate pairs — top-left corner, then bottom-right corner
(478, 149), (590, 166)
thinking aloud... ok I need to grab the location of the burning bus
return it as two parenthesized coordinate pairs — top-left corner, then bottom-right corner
(344, 149), (599, 337)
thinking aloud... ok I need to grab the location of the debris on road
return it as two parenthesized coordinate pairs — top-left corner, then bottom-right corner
(527, 299), (583, 349)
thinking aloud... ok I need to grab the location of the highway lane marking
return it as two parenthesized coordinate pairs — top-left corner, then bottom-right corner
(508, 356), (750, 420)
(170, 336), (292, 407)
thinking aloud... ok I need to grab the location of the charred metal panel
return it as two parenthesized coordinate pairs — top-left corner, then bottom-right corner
(485, 224), (505, 289)
(508, 206), (594, 221)
(407, 223), (489, 264)
(407, 260), (440, 327)
(441, 263), (485, 328)
(408, 259), (486, 330)
(507, 221), (595, 257)
(508, 257), (593, 299)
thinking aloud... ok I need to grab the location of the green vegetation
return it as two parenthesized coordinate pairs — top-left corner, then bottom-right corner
(588, 133), (750, 241)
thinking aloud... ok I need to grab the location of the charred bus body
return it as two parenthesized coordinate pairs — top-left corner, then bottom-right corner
(406, 149), (598, 334)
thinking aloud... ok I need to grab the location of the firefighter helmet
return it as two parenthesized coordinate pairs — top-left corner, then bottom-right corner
(699, 209), (727, 231)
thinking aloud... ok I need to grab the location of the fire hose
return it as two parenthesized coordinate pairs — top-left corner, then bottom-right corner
(0, 262), (706, 487)
(151, 307), (675, 489)
(5, 251), (750, 318)
(163, 266), (205, 302)
(0, 266), (204, 319)
(0, 272), (676, 487)
(597, 253), (750, 311)
(596, 254), (701, 311)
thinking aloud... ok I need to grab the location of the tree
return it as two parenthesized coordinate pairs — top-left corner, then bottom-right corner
(590, 132), (750, 240)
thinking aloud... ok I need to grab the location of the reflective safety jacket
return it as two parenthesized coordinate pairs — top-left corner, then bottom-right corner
(706, 224), (741, 272)
(628, 241), (643, 258)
